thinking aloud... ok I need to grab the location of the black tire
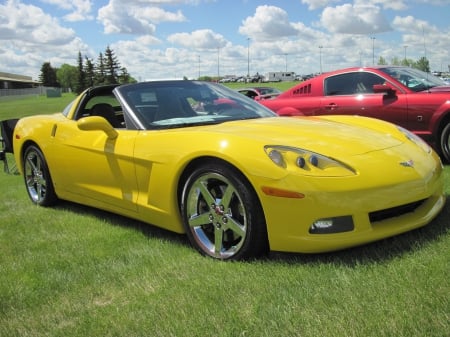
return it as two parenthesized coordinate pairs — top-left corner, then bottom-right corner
(181, 162), (268, 260)
(440, 123), (450, 163)
(22, 145), (58, 206)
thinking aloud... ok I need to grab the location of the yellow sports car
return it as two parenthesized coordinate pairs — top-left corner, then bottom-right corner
(10, 81), (445, 260)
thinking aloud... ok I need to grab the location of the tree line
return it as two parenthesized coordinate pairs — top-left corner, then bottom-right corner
(39, 46), (136, 94)
(377, 55), (431, 72)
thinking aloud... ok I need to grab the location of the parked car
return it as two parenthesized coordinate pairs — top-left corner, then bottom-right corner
(237, 87), (282, 101)
(5, 81), (445, 260)
(260, 66), (450, 162)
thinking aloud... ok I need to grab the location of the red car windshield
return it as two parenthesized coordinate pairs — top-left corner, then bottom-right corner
(379, 67), (447, 92)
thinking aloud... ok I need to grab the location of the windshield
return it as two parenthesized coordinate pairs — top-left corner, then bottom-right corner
(379, 67), (447, 92)
(258, 87), (281, 95)
(115, 80), (276, 129)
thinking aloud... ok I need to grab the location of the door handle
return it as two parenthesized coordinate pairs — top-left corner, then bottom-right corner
(325, 103), (338, 110)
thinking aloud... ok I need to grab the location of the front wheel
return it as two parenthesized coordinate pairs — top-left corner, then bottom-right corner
(181, 162), (268, 260)
(23, 145), (58, 206)
(440, 123), (450, 163)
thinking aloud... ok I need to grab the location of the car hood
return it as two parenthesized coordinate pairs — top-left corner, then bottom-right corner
(209, 117), (402, 157)
(427, 85), (450, 93)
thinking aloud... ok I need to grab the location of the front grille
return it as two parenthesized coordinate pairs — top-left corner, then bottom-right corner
(369, 199), (426, 223)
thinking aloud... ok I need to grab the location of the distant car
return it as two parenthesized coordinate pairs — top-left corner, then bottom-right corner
(260, 66), (450, 162)
(6, 80), (445, 260)
(237, 87), (281, 101)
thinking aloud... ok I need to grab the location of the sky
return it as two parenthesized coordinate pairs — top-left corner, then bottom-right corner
(1, 0), (449, 82)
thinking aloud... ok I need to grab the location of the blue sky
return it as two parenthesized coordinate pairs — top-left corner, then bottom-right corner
(1, 0), (449, 81)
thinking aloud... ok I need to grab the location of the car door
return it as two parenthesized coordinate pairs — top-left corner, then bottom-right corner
(318, 72), (409, 128)
(51, 118), (139, 212)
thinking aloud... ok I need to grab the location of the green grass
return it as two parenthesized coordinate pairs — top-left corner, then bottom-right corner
(1, 94), (449, 337)
(224, 81), (298, 91)
(0, 93), (76, 120)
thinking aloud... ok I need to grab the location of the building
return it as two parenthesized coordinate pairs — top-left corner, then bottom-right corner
(0, 72), (40, 89)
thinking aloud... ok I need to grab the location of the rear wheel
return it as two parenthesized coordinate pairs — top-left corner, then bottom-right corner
(23, 145), (57, 206)
(440, 123), (450, 163)
(181, 162), (268, 260)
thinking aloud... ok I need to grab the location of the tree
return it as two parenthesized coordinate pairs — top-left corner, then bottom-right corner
(390, 56), (401, 66)
(75, 51), (85, 94)
(117, 67), (136, 84)
(72, 47), (134, 92)
(39, 62), (59, 87)
(415, 56), (430, 72)
(56, 64), (77, 92)
(377, 56), (388, 65)
(84, 57), (95, 88)
(104, 46), (120, 84)
(95, 52), (106, 85)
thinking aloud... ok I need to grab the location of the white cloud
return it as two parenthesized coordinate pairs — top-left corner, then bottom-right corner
(0, 1), (76, 45)
(392, 15), (450, 58)
(239, 5), (299, 41)
(40, 0), (94, 21)
(301, 0), (337, 10)
(355, 0), (407, 11)
(168, 29), (228, 49)
(321, 3), (392, 34)
(98, 0), (186, 35)
(0, 1), (90, 78)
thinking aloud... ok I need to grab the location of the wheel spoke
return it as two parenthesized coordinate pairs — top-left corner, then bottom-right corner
(214, 226), (224, 256)
(193, 179), (216, 206)
(220, 184), (235, 209)
(224, 216), (246, 237)
(188, 212), (211, 227)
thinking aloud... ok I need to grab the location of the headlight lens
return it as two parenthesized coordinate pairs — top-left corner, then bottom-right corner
(265, 145), (356, 176)
(397, 126), (431, 153)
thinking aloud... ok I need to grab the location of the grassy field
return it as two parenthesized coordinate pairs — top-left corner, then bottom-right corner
(0, 92), (449, 337)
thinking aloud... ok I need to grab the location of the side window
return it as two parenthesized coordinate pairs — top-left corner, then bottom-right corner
(324, 73), (356, 96)
(355, 73), (385, 93)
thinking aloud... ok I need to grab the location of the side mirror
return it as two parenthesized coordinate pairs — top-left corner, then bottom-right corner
(77, 116), (118, 139)
(373, 84), (396, 96)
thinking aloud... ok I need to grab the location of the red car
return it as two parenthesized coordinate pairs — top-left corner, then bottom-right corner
(260, 66), (450, 162)
(237, 87), (281, 101)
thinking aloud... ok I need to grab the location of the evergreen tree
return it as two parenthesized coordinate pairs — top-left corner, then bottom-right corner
(84, 57), (95, 87)
(72, 47), (134, 90)
(75, 51), (85, 94)
(95, 52), (106, 85)
(104, 46), (120, 84)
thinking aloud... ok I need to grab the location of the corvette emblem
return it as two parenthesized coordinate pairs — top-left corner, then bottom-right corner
(400, 160), (414, 168)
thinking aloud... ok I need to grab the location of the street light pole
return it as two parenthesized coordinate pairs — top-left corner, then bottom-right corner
(217, 47), (220, 79)
(284, 53), (288, 72)
(247, 38), (250, 78)
(319, 46), (323, 73)
(371, 37), (375, 65)
(404, 45), (408, 62)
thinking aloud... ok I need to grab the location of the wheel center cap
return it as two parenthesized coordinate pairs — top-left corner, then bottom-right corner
(214, 205), (224, 215)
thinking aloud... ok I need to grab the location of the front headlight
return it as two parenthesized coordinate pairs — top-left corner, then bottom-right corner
(264, 145), (356, 177)
(397, 126), (431, 154)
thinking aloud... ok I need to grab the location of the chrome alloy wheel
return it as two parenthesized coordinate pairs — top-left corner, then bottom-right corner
(22, 145), (56, 206)
(24, 149), (47, 203)
(185, 172), (248, 259)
